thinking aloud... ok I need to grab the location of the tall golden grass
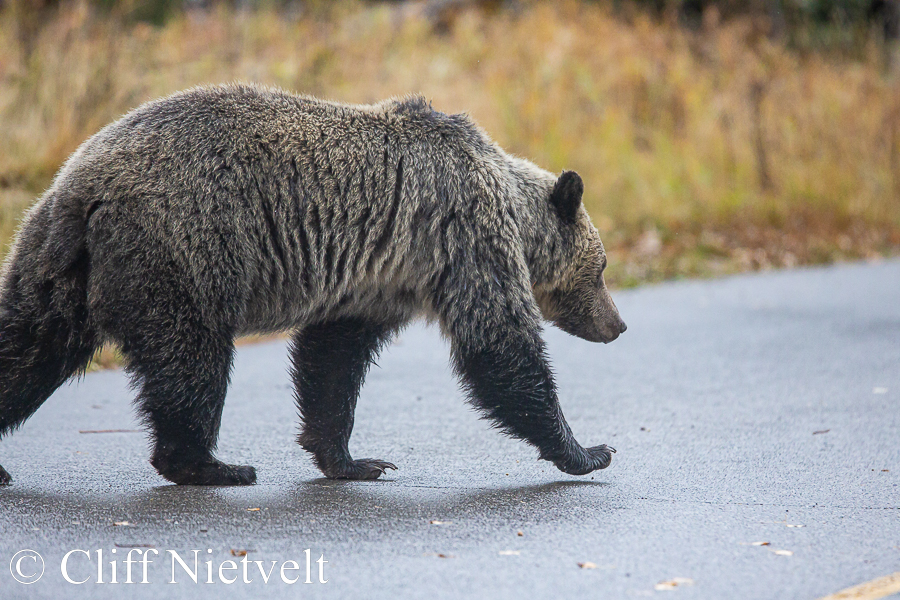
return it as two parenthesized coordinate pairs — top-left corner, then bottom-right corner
(1, 0), (899, 287)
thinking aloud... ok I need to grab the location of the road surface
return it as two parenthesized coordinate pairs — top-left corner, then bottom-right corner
(1, 260), (898, 599)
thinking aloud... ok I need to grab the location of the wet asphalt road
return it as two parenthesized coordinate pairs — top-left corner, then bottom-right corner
(0, 260), (898, 599)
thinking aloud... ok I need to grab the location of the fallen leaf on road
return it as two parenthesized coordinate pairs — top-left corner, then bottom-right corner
(429, 520), (451, 525)
(424, 553), (454, 558)
(246, 508), (260, 512)
(578, 562), (597, 569)
(498, 550), (520, 556)
(813, 430), (830, 435)
(750, 541), (770, 546)
(517, 531), (524, 537)
(230, 549), (249, 557)
(771, 549), (793, 556)
(112, 521), (132, 526)
(655, 577), (694, 590)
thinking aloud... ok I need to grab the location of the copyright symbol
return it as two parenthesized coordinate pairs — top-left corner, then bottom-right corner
(10, 550), (44, 584)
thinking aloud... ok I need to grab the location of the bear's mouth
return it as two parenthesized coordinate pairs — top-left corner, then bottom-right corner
(552, 314), (625, 343)
(552, 317), (603, 343)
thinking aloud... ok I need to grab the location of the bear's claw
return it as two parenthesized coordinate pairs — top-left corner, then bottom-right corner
(326, 459), (397, 480)
(554, 444), (615, 476)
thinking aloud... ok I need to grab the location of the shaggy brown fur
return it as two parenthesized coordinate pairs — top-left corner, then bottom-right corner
(0, 84), (625, 486)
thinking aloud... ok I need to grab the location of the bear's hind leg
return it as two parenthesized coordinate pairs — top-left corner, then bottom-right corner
(291, 318), (398, 480)
(124, 329), (255, 486)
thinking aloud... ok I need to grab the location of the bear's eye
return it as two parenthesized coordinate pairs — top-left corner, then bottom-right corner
(596, 256), (607, 287)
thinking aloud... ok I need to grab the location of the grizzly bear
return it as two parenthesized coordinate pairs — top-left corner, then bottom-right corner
(0, 84), (626, 486)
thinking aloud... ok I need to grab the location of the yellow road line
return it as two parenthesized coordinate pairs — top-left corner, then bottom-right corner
(817, 572), (900, 600)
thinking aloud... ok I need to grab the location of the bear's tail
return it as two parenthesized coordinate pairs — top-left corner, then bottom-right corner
(0, 193), (99, 483)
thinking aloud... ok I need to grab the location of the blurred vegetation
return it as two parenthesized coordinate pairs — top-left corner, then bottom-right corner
(1, 0), (899, 294)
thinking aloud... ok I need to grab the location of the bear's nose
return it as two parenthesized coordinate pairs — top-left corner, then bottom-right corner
(619, 320), (627, 334)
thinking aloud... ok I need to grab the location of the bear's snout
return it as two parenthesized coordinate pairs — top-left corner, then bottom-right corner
(597, 316), (627, 343)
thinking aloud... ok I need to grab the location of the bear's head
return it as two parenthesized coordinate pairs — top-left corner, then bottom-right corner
(533, 171), (627, 344)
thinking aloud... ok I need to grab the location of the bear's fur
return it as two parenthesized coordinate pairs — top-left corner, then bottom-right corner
(0, 84), (626, 486)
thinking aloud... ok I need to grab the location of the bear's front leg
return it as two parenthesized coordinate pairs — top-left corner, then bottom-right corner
(433, 232), (615, 476)
(291, 318), (399, 480)
(450, 325), (615, 475)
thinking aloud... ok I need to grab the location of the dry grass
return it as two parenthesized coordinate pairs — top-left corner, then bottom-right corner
(1, 0), (899, 292)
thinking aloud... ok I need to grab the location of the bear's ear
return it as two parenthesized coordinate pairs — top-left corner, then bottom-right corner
(550, 170), (583, 224)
